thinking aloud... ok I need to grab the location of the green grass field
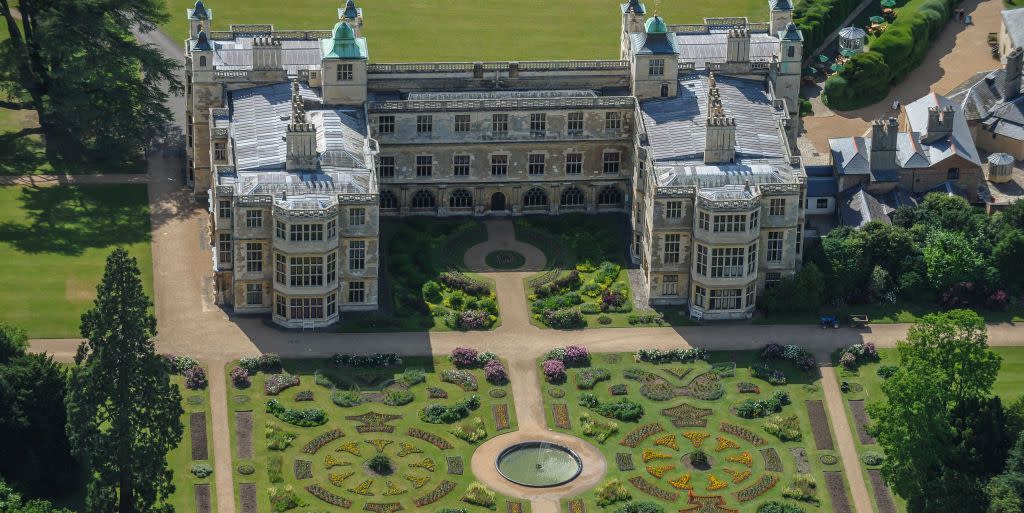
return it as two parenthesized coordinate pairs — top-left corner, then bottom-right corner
(162, 0), (766, 62)
(224, 356), (526, 513)
(541, 351), (847, 513)
(0, 185), (153, 338)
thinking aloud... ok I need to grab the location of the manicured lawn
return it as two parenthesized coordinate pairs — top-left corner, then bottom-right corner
(168, 370), (218, 513)
(0, 185), (153, 338)
(541, 350), (846, 513)
(162, 0), (766, 62)
(224, 356), (527, 513)
(753, 299), (1024, 326)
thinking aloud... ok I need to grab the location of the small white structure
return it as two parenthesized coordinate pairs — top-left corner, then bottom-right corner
(988, 152), (1015, 183)
(839, 26), (866, 53)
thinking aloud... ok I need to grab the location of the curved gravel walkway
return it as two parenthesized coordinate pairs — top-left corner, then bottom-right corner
(464, 219), (547, 272)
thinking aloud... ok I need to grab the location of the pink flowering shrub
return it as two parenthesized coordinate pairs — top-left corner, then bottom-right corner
(562, 345), (590, 367)
(484, 360), (508, 385)
(542, 359), (567, 383)
(230, 366), (250, 388)
(839, 352), (857, 370)
(184, 365), (207, 390)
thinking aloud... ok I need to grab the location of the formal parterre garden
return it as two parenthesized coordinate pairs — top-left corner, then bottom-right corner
(224, 350), (529, 513)
(538, 346), (850, 513)
(162, 356), (218, 513)
(515, 214), (672, 329)
(339, 218), (498, 332)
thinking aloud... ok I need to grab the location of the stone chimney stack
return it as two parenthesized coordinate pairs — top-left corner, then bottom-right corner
(286, 81), (318, 171)
(726, 28), (751, 63)
(869, 117), (899, 171)
(252, 37), (282, 70)
(1005, 47), (1023, 100)
(704, 73), (737, 164)
(923, 105), (956, 143)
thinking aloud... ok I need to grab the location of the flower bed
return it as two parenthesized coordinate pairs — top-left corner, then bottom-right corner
(576, 368), (611, 390)
(734, 474), (779, 502)
(661, 403), (713, 428)
(420, 395), (481, 424)
(414, 480), (457, 507)
(568, 499), (586, 513)
(682, 431), (710, 448)
(628, 476), (679, 502)
(346, 411), (403, 433)
(398, 442), (422, 457)
(365, 503), (403, 513)
(334, 353), (403, 368)
(737, 382), (760, 394)
(635, 348), (708, 364)
(266, 399), (326, 427)
(553, 403), (571, 429)
(441, 370), (479, 391)
(615, 452), (635, 471)
(190, 412), (208, 460)
(720, 422), (766, 446)
(620, 423), (664, 448)
(439, 271), (491, 297)
(446, 456), (464, 475)
(306, 483), (353, 507)
(294, 459), (312, 479)
(407, 427), (454, 450)
(264, 374), (300, 395)
(492, 404), (510, 431)
(609, 383), (628, 395)
(428, 387), (448, 399)
(805, 400), (834, 450)
(653, 434), (678, 451)
(759, 448), (784, 472)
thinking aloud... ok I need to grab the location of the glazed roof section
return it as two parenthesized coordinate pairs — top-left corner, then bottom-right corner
(210, 38), (322, 74)
(640, 73), (791, 188)
(224, 82), (373, 197)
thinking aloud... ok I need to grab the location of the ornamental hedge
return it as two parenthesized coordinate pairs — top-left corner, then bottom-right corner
(824, 0), (956, 110)
(794, 0), (864, 56)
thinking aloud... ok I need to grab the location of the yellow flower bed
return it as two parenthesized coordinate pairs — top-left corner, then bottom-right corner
(668, 474), (693, 490)
(682, 431), (710, 448)
(642, 449), (673, 462)
(707, 474), (727, 491)
(715, 436), (740, 452)
(653, 434), (679, 451)
(726, 451), (752, 467)
(646, 465), (675, 478)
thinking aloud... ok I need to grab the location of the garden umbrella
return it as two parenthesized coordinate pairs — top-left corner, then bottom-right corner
(830, 63), (845, 72)
(869, 15), (885, 23)
(818, 54), (830, 63)
(880, 0), (896, 8)
(804, 67), (818, 75)
(841, 49), (857, 57)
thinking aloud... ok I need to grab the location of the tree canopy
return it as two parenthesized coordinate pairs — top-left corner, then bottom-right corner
(0, 0), (181, 165)
(66, 248), (183, 513)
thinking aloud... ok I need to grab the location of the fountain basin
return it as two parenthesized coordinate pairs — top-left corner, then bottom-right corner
(495, 441), (583, 487)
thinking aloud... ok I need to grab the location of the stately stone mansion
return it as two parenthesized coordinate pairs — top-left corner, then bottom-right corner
(184, 0), (808, 326)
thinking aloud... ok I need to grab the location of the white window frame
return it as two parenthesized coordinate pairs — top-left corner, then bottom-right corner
(453, 155), (471, 176)
(218, 233), (232, 264)
(245, 283), (263, 306)
(348, 281), (366, 303)
(289, 256), (324, 287)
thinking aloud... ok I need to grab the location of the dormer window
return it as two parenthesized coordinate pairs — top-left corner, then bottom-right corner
(337, 63), (353, 81)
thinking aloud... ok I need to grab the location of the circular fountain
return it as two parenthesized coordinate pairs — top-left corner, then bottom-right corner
(495, 441), (583, 487)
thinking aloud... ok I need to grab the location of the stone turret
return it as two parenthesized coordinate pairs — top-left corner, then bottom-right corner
(619, 0), (646, 59)
(187, 0), (213, 39)
(321, 20), (369, 105)
(252, 36), (282, 70)
(286, 81), (318, 170)
(705, 74), (737, 164)
(338, 0), (365, 37)
(870, 117), (899, 171)
(630, 16), (680, 99)
(1005, 47), (1023, 100)
(768, 0), (793, 36)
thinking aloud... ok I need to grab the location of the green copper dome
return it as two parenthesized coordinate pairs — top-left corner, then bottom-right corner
(645, 16), (668, 34)
(321, 21), (367, 59)
(333, 21), (354, 41)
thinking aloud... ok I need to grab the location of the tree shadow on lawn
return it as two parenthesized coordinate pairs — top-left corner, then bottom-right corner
(278, 356), (439, 389)
(0, 129), (49, 176)
(0, 185), (150, 256)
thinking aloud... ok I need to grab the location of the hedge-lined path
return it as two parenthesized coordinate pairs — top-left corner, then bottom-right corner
(463, 219), (547, 272)
(800, 0), (1003, 154)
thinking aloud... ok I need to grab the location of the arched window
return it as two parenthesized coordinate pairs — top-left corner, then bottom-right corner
(199, 55), (207, 67)
(522, 187), (548, 207)
(449, 189), (473, 208)
(560, 187), (584, 207)
(597, 186), (623, 206)
(379, 190), (398, 209)
(411, 189), (436, 209)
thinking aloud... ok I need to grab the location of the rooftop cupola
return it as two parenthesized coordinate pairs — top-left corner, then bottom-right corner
(321, 21), (368, 59)
(705, 73), (737, 164)
(645, 15), (668, 34)
(343, 0), (359, 19)
(187, 0), (213, 39)
(286, 80), (318, 171)
(624, 0), (646, 14)
(192, 29), (213, 52)
(338, 0), (365, 37)
(781, 22), (803, 41)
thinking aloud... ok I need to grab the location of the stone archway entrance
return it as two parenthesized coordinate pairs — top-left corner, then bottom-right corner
(490, 192), (507, 212)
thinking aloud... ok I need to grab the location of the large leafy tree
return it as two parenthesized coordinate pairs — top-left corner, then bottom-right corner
(0, 350), (77, 497)
(869, 310), (1002, 513)
(988, 435), (1024, 513)
(0, 0), (181, 163)
(922, 230), (986, 292)
(0, 478), (73, 513)
(0, 322), (27, 363)
(65, 249), (183, 513)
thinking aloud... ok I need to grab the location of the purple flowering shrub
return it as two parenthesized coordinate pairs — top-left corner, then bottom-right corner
(230, 366), (250, 388)
(542, 359), (567, 383)
(839, 352), (857, 370)
(484, 360), (508, 385)
(451, 347), (479, 368)
(456, 310), (490, 330)
(562, 345), (590, 367)
(599, 290), (627, 311)
(184, 365), (208, 390)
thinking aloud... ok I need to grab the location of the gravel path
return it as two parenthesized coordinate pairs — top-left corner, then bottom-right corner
(821, 365), (873, 513)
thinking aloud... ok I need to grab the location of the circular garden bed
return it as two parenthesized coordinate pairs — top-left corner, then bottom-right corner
(485, 250), (526, 270)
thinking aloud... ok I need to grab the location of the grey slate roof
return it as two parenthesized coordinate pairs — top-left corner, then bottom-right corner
(673, 32), (778, 67)
(829, 137), (871, 175)
(1004, 8), (1024, 48)
(947, 68), (1024, 141)
(406, 90), (597, 100)
(903, 92), (981, 166)
(806, 176), (837, 197)
(804, 165), (834, 177)
(639, 73), (788, 179)
(228, 82), (369, 175)
(838, 186), (917, 228)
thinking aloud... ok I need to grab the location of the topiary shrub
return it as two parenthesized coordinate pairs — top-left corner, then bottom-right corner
(191, 463), (213, 478)
(422, 281), (443, 303)
(367, 454), (393, 475)
(690, 449), (708, 467)
(862, 451), (885, 466)
(237, 464), (255, 475)
(239, 356), (260, 373)
(596, 478), (632, 506)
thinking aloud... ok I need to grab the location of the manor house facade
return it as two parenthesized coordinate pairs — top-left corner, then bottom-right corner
(184, 0), (808, 326)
